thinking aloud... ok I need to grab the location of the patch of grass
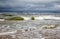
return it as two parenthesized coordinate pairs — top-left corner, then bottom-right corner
(1, 14), (13, 16)
(6, 17), (24, 21)
(31, 16), (35, 20)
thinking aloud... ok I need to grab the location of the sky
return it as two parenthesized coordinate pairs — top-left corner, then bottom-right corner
(0, 0), (60, 12)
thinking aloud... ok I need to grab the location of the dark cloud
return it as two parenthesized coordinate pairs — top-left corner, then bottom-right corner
(0, 0), (60, 12)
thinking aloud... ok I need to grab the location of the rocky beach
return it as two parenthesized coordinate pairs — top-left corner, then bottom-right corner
(0, 13), (60, 39)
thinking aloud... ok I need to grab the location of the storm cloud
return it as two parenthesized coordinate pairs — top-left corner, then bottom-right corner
(0, 0), (60, 12)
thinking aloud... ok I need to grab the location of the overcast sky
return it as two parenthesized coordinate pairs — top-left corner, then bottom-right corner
(0, 0), (60, 12)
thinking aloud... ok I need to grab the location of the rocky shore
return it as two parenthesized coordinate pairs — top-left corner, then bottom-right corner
(0, 24), (60, 39)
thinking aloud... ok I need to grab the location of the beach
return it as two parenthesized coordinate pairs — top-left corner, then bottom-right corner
(0, 13), (60, 39)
